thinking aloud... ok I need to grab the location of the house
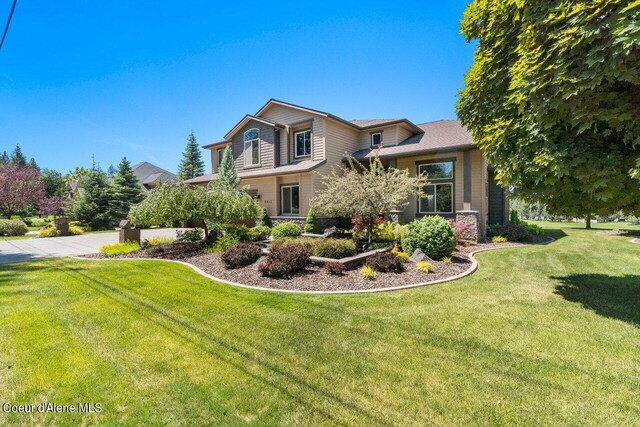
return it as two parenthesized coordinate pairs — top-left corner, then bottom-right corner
(184, 99), (508, 241)
(131, 162), (177, 190)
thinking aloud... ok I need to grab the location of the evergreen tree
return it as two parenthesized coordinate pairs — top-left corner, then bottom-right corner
(109, 157), (144, 221)
(177, 132), (205, 180)
(10, 145), (27, 166)
(27, 157), (39, 170)
(217, 146), (239, 189)
(69, 162), (113, 230)
(304, 207), (317, 233)
(107, 164), (116, 176)
(0, 151), (9, 164)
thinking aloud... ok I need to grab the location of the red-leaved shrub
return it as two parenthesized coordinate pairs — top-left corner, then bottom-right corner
(452, 221), (473, 244)
(324, 261), (346, 275)
(365, 251), (405, 273)
(351, 215), (385, 234)
(259, 243), (311, 277)
(221, 243), (262, 269)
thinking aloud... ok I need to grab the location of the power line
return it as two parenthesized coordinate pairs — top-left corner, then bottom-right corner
(0, 0), (17, 51)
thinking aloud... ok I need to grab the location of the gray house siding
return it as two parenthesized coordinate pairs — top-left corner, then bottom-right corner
(231, 119), (276, 171)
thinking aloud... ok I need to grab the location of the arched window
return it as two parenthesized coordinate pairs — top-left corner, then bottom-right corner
(244, 128), (260, 166)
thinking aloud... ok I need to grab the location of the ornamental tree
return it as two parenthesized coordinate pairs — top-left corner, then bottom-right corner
(457, 0), (640, 228)
(128, 181), (260, 239)
(177, 132), (205, 180)
(0, 163), (45, 217)
(38, 196), (69, 217)
(311, 153), (429, 242)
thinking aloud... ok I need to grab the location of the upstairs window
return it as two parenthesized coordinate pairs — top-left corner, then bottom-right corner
(371, 132), (382, 147)
(418, 161), (454, 214)
(295, 130), (312, 158)
(244, 128), (260, 166)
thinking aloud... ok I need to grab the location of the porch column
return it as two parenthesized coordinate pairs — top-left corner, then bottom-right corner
(463, 150), (472, 210)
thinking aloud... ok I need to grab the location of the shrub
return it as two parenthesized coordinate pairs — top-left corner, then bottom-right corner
(391, 246), (410, 263)
(209, 235), (239, 252)
(365, 251), (405, 273)
(271, 221), (301, 238)
(147, 236), (174, 246)
(270, 237), (317, 252)
(259, 243), (311, 277)
(313, 238), (357, 259)
(38, 224), (60, 238)
(258, 207), (269, 226)
(223, 224), (251, 241)
(9, 215), (21, 220)
(487, 223), (533, 242)
(24, 217), (49, 227)
(68, 225), (84, 235)
(99, 241), (140, 257)
(416, 261), (433, 273)
(492, 235), (508, 243)
(523, 222), (543, 236)
(248, 225), (271, 241)
(0, 219), (29, 236)
(372, 221), (396, 241)
(304, 208), (317, 233)
(442, 256), (452, 263)
(510, 210), (520, 224)
(176, 228), (203, 242)
(360, 266), (376, 280)
(452, 221), (473, 244)
(400, 216), (456, 260)
(324, 261), (346, 275)
(221, 243), (262, 269)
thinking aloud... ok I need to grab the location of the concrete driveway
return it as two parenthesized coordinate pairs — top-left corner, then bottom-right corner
(0, 228), (187, 264)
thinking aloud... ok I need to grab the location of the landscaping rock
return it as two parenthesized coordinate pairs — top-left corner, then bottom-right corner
(323, 226), (340, 238)
(409, 249), (432, 263)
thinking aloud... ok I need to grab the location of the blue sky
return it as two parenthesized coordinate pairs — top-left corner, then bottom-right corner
(0, 1), (474, 173)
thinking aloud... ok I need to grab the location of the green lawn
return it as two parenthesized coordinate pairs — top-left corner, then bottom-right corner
(1, 226), (639, 425)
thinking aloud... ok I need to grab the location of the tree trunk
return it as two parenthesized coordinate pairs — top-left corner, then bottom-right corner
(202, 220), (209, 240)
(586, 214), (591, 229)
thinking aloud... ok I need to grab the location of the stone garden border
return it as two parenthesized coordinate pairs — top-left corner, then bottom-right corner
(70, 237), (554, 295)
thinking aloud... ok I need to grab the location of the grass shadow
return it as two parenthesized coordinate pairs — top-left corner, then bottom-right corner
(553, 274), (640, 327)
(543, 228), (568, 241)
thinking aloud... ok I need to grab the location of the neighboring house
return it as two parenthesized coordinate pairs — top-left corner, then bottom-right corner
(131, 162), (177, 190)
(185, 99), (508, 240)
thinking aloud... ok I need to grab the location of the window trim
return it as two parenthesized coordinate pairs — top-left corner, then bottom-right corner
(243, 128), (261, 167)
(293, 129), (312, 159)
(417, 159), (455, 215)
(370, 131), (383, 147)
(280, 184), (300, 216)
(217, 148), (224, 167)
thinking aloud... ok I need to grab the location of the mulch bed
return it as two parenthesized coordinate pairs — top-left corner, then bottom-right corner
(79, 237), (551, 292)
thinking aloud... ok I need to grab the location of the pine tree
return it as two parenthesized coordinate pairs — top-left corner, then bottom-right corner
(217, 146), (239, 189)
(69, 162), (113, 230)
(27, 157), (39, 170)
(177, 132), (205, 180)
(109, 157), (144, 221)
(0, 151), (9, 164)
(304, 207), (317, 233)
(107, 164), (116, 176)
(10, 145), (27, 166)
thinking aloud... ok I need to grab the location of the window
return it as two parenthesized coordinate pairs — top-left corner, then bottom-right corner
(418, 161), (454, 214)
(295, 130), (312, 158)
(281, 185), (300, 215)
(371, 132), (382, 147)
(217, 148), (224, 167)
(243, 128), (260, 166)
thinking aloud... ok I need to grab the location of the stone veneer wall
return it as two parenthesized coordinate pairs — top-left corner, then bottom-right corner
(453, 210), (480, 243)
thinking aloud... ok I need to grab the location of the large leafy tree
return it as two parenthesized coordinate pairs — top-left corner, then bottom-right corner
(129, 181), (260, 238)
(0, 163), (45, 217)
(109, 157), (144, 221)
(457, 1), (640, 227)
(177, 132), (205, 180)
(311, 153), (429, 242)
(40, 169), (67, 197)
(69, 163), (113, 230)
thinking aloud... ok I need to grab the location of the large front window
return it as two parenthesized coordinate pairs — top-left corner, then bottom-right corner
(281, 185), (300, 215)
(418, 161), (454, 214)
(295, 130), (312, 158)
(244, 128), (260, 166)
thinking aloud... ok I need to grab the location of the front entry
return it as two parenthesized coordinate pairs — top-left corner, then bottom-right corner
(488, 170), (505, 225)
